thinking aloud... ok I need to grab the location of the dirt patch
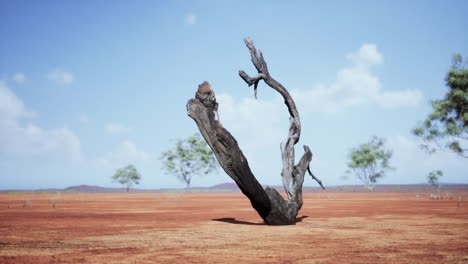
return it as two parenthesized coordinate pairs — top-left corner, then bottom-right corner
(0, 193), (467, 263)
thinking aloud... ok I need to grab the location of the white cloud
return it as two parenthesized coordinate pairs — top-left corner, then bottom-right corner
(346, 43), (383, 66)
(79, 114), (89, 123)
(13, 73), (26, 83)
(105, 123), (132, 134)
(292, 43), (421, 113)
(217, 94), (285, 151)
(96, 140), (150, 168)
(0, 81), (82, 161)
(5, 125), (82, 160)
(0, 80), (34, 119)
(119, 141), (150, 161)
(376, 90), (422, 108)
(384, 135), (468, 184)
(185, 14), (197, 25)
(46, 69), (74, 85)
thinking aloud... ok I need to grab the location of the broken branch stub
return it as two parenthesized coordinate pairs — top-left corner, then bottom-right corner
(186, 39), (325, 225)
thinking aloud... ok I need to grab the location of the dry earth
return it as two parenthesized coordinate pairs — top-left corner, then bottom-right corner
(0, 192), (467, 263)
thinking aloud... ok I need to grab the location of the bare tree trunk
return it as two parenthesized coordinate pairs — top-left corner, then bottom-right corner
(186, 38), (324, 225)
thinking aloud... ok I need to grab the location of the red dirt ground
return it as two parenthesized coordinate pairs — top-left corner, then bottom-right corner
(0, 192), (467, 263)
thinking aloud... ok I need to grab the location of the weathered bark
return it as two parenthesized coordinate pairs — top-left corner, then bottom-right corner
(186, 38), (324, 225)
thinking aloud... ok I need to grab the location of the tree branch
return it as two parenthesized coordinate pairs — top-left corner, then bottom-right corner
(307, 166), (326, 190)
(239, 38), (321, 202)
(238, 72), (266, 99)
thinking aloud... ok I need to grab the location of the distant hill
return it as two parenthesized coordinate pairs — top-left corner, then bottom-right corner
(1, 182), (467, 194)
(64, 185), (123, 193)
(210, 182), (238, 189)
(60, 182), (242, 193)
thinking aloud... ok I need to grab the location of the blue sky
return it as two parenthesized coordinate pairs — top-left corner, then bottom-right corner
(1, 0), (467, 189)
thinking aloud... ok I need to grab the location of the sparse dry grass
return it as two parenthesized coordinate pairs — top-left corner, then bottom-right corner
(22, 199), (32, 209)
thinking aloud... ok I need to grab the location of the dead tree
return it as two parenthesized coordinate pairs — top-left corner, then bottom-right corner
(186, 38), (324, 225)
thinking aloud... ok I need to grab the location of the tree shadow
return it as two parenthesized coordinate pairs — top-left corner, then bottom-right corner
(295, 215), (309, 223)
(212, 217), (265, 225)
(212, 215), (309, 225)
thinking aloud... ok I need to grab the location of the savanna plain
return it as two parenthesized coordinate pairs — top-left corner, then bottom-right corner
(0, 190), (467, 264)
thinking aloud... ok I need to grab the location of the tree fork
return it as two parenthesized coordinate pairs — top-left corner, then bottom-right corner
(186, 38), (324, 225)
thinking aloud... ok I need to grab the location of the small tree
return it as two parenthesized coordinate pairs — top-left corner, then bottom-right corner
(346, 136), (394, 191)
(413, 54), (467, 158)
(427, 170), (443, 197)
(112, 164), (141, 192)
(160, 133), (217, 188)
